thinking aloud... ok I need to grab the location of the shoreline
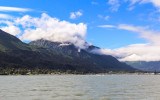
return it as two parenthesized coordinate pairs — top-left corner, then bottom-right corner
(0, 72), (156, 76)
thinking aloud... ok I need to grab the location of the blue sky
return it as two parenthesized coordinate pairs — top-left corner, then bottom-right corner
(1, 0), (160, 61)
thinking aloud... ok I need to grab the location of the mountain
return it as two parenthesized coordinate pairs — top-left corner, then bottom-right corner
(125, 61), (160, 72)
(0, 29), (137, 74)
(0, 30), (30, 51)
(0, 29), (107, 74)
(30, 39), (100, 58)
(30, 39), (137, 72)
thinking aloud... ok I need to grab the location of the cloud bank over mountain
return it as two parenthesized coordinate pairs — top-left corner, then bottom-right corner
(0, 13), (89, 49)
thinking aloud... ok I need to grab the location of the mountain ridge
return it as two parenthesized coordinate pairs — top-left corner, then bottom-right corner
(0, 29), (137, 74)
(30, 39), (137, 71)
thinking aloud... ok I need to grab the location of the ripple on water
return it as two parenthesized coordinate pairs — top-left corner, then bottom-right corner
(1, 75), (160, 100)
(30, 89), (52, 91)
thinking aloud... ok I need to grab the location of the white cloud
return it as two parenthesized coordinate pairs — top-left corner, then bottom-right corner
(108, 0), (120, 11)
(76, 11), (82, 16)
(0, 6), (32, 12)
(1, 25), (21, 36)
(2, 13), (88, 49)
(70, 11), (83, 19)
(125, 0), (160, 10)
(96, 24), (160, 61)
(0, 14), (13, 19)
(0, 13), (88, 49)
(70, 13), (76, 19)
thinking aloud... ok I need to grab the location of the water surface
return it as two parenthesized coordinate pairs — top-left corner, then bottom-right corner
(0, 75), (160, 100)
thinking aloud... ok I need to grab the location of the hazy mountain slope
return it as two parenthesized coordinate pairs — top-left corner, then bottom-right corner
(125, 61), (160, 71)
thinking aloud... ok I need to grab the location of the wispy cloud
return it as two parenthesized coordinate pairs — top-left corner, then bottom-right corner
(117, 24), (160, 45)
(91, 1), (98, 5)
(0, 14), (13, 19)
(104, 16), (110, 20)
(0, 6), (32, 12)
(98, 25), (115, 28)
(70, 11), (83, 19)
(107, 0), (160, 11)
(108, 0), (120, 12)
(125, 0), (160, 10)
(98, 14), (103, 18)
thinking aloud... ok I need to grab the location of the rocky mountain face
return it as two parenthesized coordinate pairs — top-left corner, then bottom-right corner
(29, 39), (100, 58)
(30, 39), (86, 57)
(30, 39), (137, 72)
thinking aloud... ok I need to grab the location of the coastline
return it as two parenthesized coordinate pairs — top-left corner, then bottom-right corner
(0, 71), (156, 75)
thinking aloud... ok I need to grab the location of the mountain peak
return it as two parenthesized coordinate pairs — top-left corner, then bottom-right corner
(29, 39), (83, 56)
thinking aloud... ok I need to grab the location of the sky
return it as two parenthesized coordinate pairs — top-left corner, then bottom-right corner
(0, 0), (160, 61)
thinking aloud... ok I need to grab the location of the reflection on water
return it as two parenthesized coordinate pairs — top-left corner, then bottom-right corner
(0, 75), (160, 100)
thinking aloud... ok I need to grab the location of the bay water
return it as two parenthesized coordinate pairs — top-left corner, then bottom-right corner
(0, 75), (160, 100)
